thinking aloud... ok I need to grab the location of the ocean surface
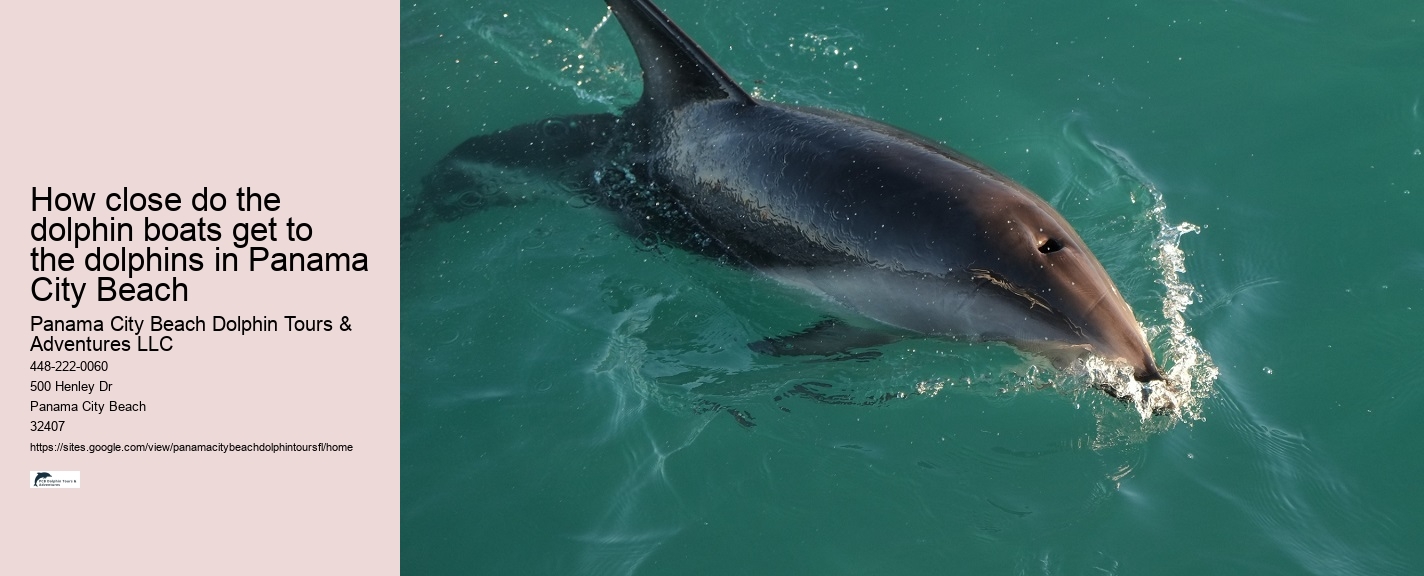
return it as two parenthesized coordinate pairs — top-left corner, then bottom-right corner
(400, 1), (1424, 573)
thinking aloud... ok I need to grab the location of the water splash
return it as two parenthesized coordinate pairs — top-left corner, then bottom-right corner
(1146, 194), (1219, 419)
(1059, 190), (1218, 428)
(749, 26), (868, 107)
(1031, 123), (1220, 426)
(464, 7), (638, 108)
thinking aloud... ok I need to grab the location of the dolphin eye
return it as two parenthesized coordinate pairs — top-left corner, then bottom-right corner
(1038, 238), (1063, 254)
(457, 190), (484, 208)
(540, 119), (570, 138)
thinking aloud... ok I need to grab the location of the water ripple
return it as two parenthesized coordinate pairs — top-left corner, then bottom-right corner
(1207, 382), (1415, 575)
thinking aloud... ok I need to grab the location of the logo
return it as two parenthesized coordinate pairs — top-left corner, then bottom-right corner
(30, 470), (80, 488)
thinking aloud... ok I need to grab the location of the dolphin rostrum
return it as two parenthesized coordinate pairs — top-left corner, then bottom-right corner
(405, 0), (1166, 395)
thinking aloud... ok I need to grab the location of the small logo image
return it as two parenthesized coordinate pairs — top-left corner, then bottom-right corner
(30, 470), (80, 488)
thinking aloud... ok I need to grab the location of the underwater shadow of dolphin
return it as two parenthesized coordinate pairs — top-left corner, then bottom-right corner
(405, 0), (1167, 402)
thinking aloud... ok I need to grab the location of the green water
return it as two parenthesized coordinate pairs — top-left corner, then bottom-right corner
(400, 1), (1424, 573)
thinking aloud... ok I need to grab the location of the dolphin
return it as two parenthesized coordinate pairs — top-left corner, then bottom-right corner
(405, 0), (1165, 393)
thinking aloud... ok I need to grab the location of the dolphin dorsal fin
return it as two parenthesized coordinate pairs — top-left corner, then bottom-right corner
(605, 0), (755, 109)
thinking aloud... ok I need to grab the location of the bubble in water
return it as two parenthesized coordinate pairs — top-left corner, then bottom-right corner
(844, 60), (859, 70)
